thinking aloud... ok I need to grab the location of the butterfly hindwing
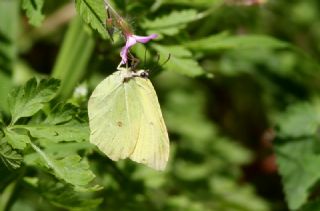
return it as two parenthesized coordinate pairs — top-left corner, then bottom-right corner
(128, 78), (169, 170)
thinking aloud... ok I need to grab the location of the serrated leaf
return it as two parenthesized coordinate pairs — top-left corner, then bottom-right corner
(3, 128), (30, 150)
(20, 102), (92, 172)
(275, 138), (320, 210)
(13, 103), (89, 143)
(31, 143), (95, 188)
(17, 124), (89, 143)
(142, 9), (198, 36)
(274, 101), (320, 210)
(275, 103), (320, 138)
(44, 103), (78, 125)
(52, 155), (95, 187)
(8, 78), (60, 124)
(21, 0), (45, 26)
(38, 177), (102, 210)
(185, 34), (289, 52)
(0, 140), (22, 169)
(75, 0), (107, 39)
(153, 44), (204, 76)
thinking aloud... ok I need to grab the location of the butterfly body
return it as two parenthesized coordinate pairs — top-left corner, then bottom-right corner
(121, 68), (149, 82)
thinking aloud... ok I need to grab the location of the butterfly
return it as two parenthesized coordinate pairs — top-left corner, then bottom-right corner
(88, 67), (169, 171)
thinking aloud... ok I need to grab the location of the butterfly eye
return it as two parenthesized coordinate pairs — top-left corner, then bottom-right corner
(140, 71), (149, 78)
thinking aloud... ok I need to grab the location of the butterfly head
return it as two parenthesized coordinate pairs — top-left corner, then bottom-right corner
(135, 69), (149, 79)
(120, 68), (150, 83)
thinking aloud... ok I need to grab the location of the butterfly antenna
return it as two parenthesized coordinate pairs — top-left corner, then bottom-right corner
(143, 47), (148, 69)
(160, 54), (171, 67)
(150, 53), (171, 73)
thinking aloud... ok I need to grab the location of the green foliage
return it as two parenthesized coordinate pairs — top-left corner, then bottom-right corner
(142, 9), (199, 36)
(2, 0), (320, 210)
(28, 144), (95, 189)
(0, 0), (18, 114)
(26, 175), (102, 210)
(153, 44), (204, 76)
(0, 77), (100, 209)
(0, 140), (22, 169)
(3, 128), (30, 150)
(21, 0), (45, 26)
(139, 72), (269, 210)
(0, 0), (18, 74)
(51, 16), (94, 99)
(8, 78), (60, 124)
(74, 0), (107, 39)
(185, 33), (289, 52)
(275, 101), (320, 210)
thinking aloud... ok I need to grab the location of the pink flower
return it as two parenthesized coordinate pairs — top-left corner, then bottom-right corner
(120, 34), (158, 64)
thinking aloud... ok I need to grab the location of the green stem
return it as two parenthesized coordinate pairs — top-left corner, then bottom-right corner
(51, 16), (94, 100)
(0, 167), (26, 211)
(0, 182), (16, 211)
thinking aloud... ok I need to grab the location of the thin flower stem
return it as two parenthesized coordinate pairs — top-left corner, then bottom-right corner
(103, 0), (133, 35)
(103, 0), (121, 20)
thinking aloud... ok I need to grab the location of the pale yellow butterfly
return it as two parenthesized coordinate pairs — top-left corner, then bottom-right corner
(88, 67), (169, 171)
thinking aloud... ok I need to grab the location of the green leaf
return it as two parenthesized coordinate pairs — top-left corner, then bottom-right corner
(51, 155), (95, 187)
(38, 176), (102, 210)
(3, 128), (30, 150)
(30, 143), (95, 188)
(142, 9), (198, 36)
(0, 140), (22, 169)
(13, 103), (89, 143)
(17, 124), (89, 143)
(8, 78), (60, 124)
(185, 34), (289, 52)
(275, 103), (320, 138)
(44, 103), (78, 125)
(153, 44), (204, 77)
(274, 101), (320, 210)
(75, 0), (107, 39)
(275, 138), (320, 210)
(21, 0), (45, 26)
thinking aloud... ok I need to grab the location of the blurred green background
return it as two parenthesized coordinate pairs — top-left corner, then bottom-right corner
(1, 0), (320, 210)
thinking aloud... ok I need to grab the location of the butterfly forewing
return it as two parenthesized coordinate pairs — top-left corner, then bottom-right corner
(88, 71), (138, 160)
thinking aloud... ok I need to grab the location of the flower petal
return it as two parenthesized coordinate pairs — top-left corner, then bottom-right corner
(120, 46), (129, 64)
(119, 34), (158, 64)
(126, 35), (138, 48)
(120, 36), (137, 64)
(133, 34), (158, 43)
